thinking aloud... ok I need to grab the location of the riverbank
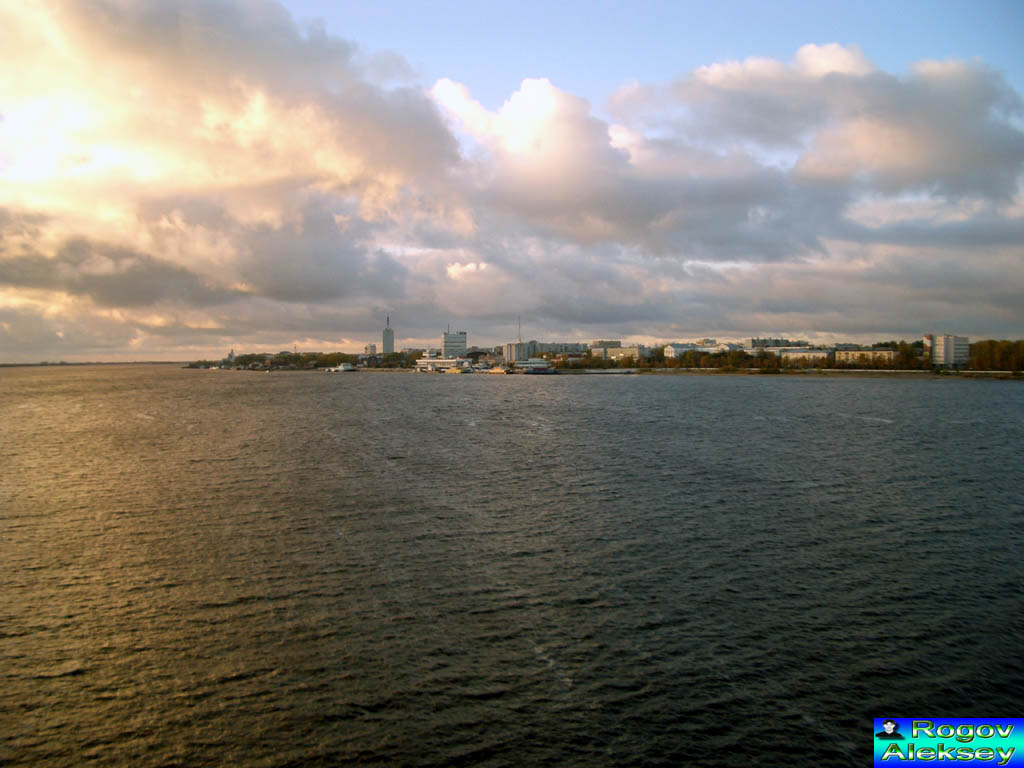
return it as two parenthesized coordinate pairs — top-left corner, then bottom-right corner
(634, 368), (1022, 379)
(184, 365), (1021, 380)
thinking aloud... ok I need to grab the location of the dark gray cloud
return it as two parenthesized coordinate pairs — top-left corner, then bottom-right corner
(235, 206), (373, 302)
(0, 209), (49, 242)
(838, 210), (1024, 248)
(133, 194), (411, 304)
(0, 235), (240, 308)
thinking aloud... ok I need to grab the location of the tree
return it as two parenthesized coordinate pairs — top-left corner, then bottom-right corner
(969, 340), (1024, 371)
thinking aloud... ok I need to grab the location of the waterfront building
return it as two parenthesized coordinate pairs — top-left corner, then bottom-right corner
(364, 343), (377, 356)
(605, 346), (648, 361)
(750, 337), (810, 348)
(443, 329), (468, 357)
(663, 343), (697, 358)
(502, 340), (586, 361)
(536, 342), (588, 355)
(932, 334), (969, 369)
(503, 341), (534, 363)
(383, 316), (394, 355)
(835, 348), (895, 365)
(666, 341), (743, 358)
(781, 348), (831, 363)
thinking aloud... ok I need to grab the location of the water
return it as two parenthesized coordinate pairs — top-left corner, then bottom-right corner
(3, 366), (1023, 766)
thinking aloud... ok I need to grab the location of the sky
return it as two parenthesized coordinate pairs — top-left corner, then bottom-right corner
(1, 0), (1023, 361)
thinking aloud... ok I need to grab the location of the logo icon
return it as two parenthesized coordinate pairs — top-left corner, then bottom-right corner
(876, 719), (905, 740)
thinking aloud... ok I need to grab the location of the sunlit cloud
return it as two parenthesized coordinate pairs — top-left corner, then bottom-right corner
(445, 261), (489, 281)
(0, 3), (1021, 361)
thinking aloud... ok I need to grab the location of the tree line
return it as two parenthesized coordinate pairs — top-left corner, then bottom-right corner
(553, 339), (1024, 372)
(187, 350), (422, 369)
(968, 340), (1024, 371)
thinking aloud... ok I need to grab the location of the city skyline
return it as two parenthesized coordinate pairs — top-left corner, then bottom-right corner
(2, 1), (1023, 362)
(361, 320), (964, 356)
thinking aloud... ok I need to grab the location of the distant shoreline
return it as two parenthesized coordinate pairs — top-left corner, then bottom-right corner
(3, 363), (1019, 380)
(0, 361), (182, 368)
(232, 366), (1021, 379)
(576, 368), (1022, 379)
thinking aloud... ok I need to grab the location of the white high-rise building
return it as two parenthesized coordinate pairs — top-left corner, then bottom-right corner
(442, 329), (467, 357)
(503, 341), (533, 363)
(932, 334), (969, 369)
(382, 315), (394, 355)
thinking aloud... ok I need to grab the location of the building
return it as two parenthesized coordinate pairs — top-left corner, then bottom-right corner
(536, 341), (588, 355)
(443, 329), (468, 358)
(590, 340), (621, 349)
(382, 315), (394, 355)
(503, 341), (534, 363)
(932, 334), (969, 369)
(414, 349), (472, 372)
(663, 343), (697, 358)
(835, 348), (895, 365)
(503, 340), (586, 361)
(605, 346), (648, 361)
(363, 343), (377, 356)
(750, 337), (810, 348)
(664, 341), (739, 358)
(781, 348), (831, 364)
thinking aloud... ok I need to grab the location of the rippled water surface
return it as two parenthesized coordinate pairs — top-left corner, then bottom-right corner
(3, 366), (1023, 766)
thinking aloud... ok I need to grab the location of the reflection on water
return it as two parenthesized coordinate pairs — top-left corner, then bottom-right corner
(3, 366), (1023, 766)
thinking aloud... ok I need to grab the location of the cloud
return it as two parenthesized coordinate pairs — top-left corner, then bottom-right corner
(794, 43), (875, 78)
(1, 0), (460, 211)
(0, 235), (239, 307)
(434, 77), (822, 257)
(0, 4), (1021, 361)
(0, 0), (470, 358)
(426, 47), (1022, 344)
(665, 49), (1024, 200)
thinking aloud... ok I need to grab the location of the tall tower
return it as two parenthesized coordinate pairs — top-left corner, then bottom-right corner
(382, 315), (394, 355)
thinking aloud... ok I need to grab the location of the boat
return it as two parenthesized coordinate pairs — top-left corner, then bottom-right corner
(515, 358), (557, 374)
(414, 352), (473, 373)
(325, 362), (357, 372)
